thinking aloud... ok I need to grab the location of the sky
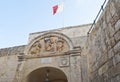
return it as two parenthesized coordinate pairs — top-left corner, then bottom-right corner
(0, 0), (107, 48)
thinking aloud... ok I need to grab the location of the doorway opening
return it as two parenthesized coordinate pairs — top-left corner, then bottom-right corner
(27, 67), (68, 82)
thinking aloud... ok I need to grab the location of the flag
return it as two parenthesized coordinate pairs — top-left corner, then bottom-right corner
(53, 3), (64, 15)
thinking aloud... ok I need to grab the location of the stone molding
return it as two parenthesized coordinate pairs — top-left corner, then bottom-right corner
(24, 32), (76, 58)
(25, 49), (81, 59)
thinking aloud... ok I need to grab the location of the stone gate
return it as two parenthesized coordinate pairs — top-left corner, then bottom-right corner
(13, 24), (90, 82)
(0, 0), (119, 82)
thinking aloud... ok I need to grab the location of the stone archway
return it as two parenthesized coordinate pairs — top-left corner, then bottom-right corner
(24, 32), (76, 59)
(27, 67), (68, 82)
(17, 32), (82, 82)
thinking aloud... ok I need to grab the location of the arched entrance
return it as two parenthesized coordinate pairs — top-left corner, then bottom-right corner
(27, 67), (68, 82)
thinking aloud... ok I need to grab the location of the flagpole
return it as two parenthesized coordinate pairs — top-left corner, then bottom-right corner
(62, 0), (66, 28)
(62, 2), (64, 28)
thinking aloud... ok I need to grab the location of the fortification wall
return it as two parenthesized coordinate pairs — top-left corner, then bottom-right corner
(87, 0), (120, 82)
(0, 45), (26, 82)
(0, 24), (91, 82)
(0, 0), (119, 81)
(0, 45), (26, 57)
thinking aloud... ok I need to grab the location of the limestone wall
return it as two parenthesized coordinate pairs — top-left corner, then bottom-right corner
(0, 45), (26, 57)
(87, 0), (120, 82)
(28, 24), (91, 43)
(0, 45), (26, 82)
(26, 25), (90, 82)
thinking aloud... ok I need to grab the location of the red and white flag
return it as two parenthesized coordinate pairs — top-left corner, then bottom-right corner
(53, 3), (64, 15)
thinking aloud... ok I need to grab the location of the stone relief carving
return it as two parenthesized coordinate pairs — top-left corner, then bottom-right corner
(56, 38), (64, 52)
(28, 36), (69, 56)
(29, 41), (41, 54)
(59, 56), (69, 67)
(44, 37), (54, 51)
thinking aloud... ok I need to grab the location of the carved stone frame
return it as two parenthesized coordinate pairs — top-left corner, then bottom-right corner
(24, 32), (74, 58)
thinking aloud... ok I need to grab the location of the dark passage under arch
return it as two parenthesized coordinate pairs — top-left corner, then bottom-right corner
(27, 67), (68, 82)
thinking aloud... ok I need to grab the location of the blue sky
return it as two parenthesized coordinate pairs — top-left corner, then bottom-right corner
(0, 0), (107, 48)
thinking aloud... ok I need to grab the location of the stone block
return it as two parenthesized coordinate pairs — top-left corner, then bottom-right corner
(110, 13), (120, 27)
(102, 21), (107, 30)
(113, 41), (120, 54)
(92, 62), (99, 72)
(108, 23), (116, 38)
(108, 49), (114, 59)
(113, 63), (120, 76)
(109, 1), (116, 17)
(110, 78), (115, 82)
(98, 63), (108, 75)
(114, 30), (120, 43)
(115, 75), (120, 82)
(92, 76), (104, 82)
(99, 54), (108, 67)
(108, 63), (120, 78)
(110, 37), (116, 48)
(105, 4), (112, 24)
(114, 53), (120, 65)
(115, 19), (120, 31)
(103, 73), (109, 82)
(107, 66), (114, 78)
(112, 57), (116, 66)
(114, 0), (120, 17)
(91, 71), (98, 81)
(107, 58), (114, 68)
(100, 30), (108, 53)
(115, 0), (120, 5)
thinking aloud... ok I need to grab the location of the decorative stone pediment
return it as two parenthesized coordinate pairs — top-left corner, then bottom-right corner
(25, 32), (74, 58)
(29, 36), (69, 54)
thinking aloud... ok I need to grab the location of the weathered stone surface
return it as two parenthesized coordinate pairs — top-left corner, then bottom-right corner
(98, 63), (108, 75)
(110, 37), (116, 48)
(107, 58), (114, 68)
(0, 0), (120, 82)
(0, 24), (90, 82)
(0, 45), (26, 57)
(108, 48), (114, 59)
(112, 56), (116, 66)
(114, 53), (120, 65)
(115, 75), (120, 82)
(113, 41), (120, 55)
(111, 13), (120, 26)
(113, 63), (120, 76)
(114, 30), (120, 42)
(108, 23), (116, 38)
(0, 55), (18, 82)
(105, 4), (112, 24)
(98, 54), (108, 68)
(29, 24), (91, 42)
(88, 0), (120, 82)
(109, 1), (116, 17)
(115, 19), (120, 31)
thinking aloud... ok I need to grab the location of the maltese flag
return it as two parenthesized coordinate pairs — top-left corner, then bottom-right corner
(53, 3), (64, 15)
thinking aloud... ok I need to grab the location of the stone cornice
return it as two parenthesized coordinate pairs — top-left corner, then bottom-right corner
(19, 49), (81, 60)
